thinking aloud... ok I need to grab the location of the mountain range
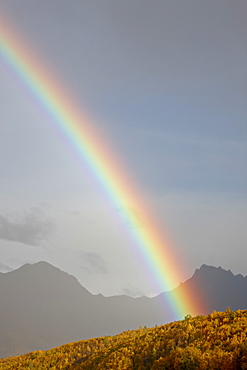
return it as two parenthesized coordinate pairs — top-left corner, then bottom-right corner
(0, 261), (247, 358)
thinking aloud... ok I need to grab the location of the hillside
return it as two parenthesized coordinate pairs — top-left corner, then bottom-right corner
(1, 309), (247, 369)
(1, 262), (247, 358)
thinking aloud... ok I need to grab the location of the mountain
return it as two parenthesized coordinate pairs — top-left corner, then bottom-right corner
(0, 262), (247, 358)
(2, 309), (247, 369)
(180, 264), (247, 313)
(0, 261), (165, 358)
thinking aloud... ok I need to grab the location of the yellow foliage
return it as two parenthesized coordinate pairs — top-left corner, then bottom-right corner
(1, 309), (247, 369)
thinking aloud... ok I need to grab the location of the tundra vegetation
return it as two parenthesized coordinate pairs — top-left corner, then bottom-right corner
(1, 308), (247, 369)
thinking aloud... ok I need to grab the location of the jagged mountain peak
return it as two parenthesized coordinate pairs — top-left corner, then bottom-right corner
(194, 264), (245, 280)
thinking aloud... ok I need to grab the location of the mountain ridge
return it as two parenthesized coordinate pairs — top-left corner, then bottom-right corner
(1, 261), (247, 358)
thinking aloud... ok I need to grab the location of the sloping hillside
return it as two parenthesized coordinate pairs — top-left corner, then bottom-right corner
(1, 309), (247, 369)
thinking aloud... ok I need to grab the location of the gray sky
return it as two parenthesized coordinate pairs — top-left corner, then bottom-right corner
(0, 0), (246, 297)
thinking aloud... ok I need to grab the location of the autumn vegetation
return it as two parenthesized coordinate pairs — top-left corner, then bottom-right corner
(1, 308), (247, 369)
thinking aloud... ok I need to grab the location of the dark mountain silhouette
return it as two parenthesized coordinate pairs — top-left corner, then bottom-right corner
(182, 264), (247, 313)
(0, 262), (247, 358)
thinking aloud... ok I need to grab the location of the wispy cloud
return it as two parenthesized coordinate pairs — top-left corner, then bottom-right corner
(116, 207), (149, 229)
(79, 252), (108, 274)
(0, 262), (12, 272)
(122, 284), (144, 298)
(0, 208), (54, 246)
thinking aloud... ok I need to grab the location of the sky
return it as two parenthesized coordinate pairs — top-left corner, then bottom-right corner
(0, 0), (246, 298)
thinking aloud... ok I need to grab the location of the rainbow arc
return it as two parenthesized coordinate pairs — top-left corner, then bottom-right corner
(0, 14), (204, 320)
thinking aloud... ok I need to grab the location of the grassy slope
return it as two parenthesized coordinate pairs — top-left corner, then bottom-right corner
(1, 309), (247, 369)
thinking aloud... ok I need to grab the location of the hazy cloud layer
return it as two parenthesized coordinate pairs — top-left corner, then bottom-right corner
(0, 262), (12, 272)
(80, 252), (108, 275)
(123, 284), (145, 298)
(0, 209), (54, 246)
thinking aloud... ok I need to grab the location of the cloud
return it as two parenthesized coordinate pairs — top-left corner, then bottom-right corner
(116, 206), (150, 230)
(0, 262), (12, 272)
(79, 252), (108, 275)
(0, 208), (54, 246)
(122, 284), (144, 298)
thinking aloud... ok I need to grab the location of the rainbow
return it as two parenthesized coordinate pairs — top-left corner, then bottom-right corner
(0, 15), (204, 320)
